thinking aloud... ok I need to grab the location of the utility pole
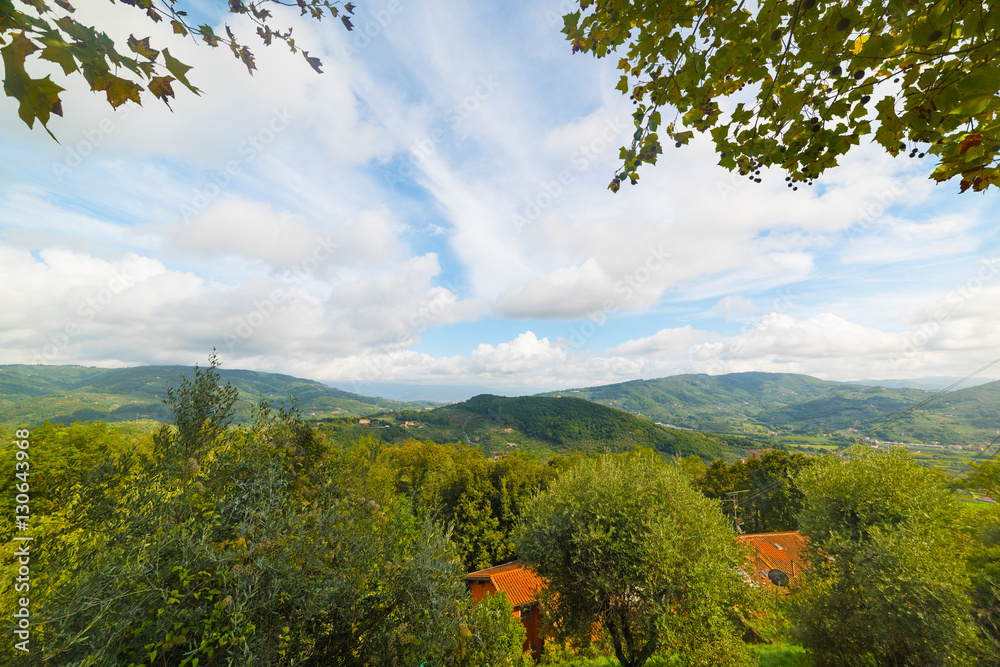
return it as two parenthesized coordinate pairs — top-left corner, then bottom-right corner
(725, 490), (749, 534)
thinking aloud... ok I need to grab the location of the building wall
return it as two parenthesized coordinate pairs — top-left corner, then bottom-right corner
(522, 604), (543, 659)
(468, 581), (543, 658)
(468, 579), (495, 604)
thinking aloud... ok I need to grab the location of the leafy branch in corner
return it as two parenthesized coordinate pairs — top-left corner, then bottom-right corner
(0, 0), (356, 138)
(564, 0), (1000, 194)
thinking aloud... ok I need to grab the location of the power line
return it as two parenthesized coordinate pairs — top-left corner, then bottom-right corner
(861, 356), (1000, 441)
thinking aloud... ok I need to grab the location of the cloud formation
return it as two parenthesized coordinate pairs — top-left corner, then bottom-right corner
(1, 1), (999, 395)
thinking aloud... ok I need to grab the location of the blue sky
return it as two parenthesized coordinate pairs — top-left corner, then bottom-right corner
(2, 0), (1000, 396)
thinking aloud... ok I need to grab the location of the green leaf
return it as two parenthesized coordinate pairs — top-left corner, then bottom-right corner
(148, 75), (175, 107)
(104, 74), (141, 107)
(198, 24), (219, 47)
(39, 42), (78, 74)
(949, 95), (993, 117)
(162, 48), (199, 95)
(2, 33), (64, 137)
(127, 34), (159, 61)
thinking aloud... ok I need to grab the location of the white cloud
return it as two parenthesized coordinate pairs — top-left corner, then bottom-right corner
(468, 331), (568, 374)
(607, 326), (712, 356)
(711, 296), (761, 321)
(166, 202), (406, 273)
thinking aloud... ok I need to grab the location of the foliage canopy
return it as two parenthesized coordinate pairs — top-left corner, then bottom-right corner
(696, 449), (814, 534)
(564, 0), (1000, 193)
(793, 445), (984, 666)
(516, 451), (758, 667)
(0, 357), (526, 666)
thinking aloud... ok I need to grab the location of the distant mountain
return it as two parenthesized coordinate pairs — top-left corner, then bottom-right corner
(542, 372), (1000, 448)
(848, 376), (1000, 391)
(0, 365), (422, 426)
(422, 394), (753, 458)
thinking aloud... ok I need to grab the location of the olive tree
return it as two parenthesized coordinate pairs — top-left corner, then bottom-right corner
(6, 357), (525, 666)
(516, 452), (758, 667)
(793, 445), (984, 666)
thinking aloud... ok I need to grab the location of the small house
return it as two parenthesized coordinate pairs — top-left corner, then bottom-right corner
(737, 531), (808, 590)
(466, 561), (545, 658)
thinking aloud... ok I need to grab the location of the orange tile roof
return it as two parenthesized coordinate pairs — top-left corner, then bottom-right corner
(737, 531), (808, 588)
(466, 560), (544, 607)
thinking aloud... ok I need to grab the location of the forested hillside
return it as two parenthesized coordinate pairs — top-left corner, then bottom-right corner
(549, 372), (1000, 448)
(360, 394), (760, 459)
(0, 365), (422, 425)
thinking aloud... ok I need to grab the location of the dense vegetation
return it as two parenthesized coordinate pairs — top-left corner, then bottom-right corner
(0, 360), (529, 666)
(794, 447), (987, 665)
(441, 394), (738, 458)
(2, 361), (999, 665)
(695, 450), (815, 535)
(518, 453), (760, 667)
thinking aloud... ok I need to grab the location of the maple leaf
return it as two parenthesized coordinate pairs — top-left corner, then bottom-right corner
(1, 34), (63, 135)
(303, 50), (322, 74)
(148, 75), (176, 108)
(239, 45), (256, 74)
(958, 133), (983, 155)
(162, 48), (199, 95)
(104, 74), (142, 107)
(127, 34), (159, 61)
(199, 24), (219, 47)
(40, 42), (78, 75)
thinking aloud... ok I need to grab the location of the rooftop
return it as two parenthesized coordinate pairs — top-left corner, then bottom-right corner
(467, 560), (544, 607)
(737, 531), (808, 588)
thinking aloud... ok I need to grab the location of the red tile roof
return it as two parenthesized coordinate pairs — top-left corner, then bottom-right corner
(737, 531), (808, 588)
(466, 560), (544, 607)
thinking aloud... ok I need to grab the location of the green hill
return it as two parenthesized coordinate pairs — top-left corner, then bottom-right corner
(0, 365), (423, 426)
(544, 372), (1000, 449)
(364, 393), (755, 459)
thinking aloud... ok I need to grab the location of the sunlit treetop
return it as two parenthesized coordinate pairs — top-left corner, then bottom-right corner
(0, 0), (355, 138)
(564, 0), (1000, 193)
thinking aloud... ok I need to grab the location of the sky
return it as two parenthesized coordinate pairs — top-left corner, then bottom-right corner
(3, 0), (1000, 399)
